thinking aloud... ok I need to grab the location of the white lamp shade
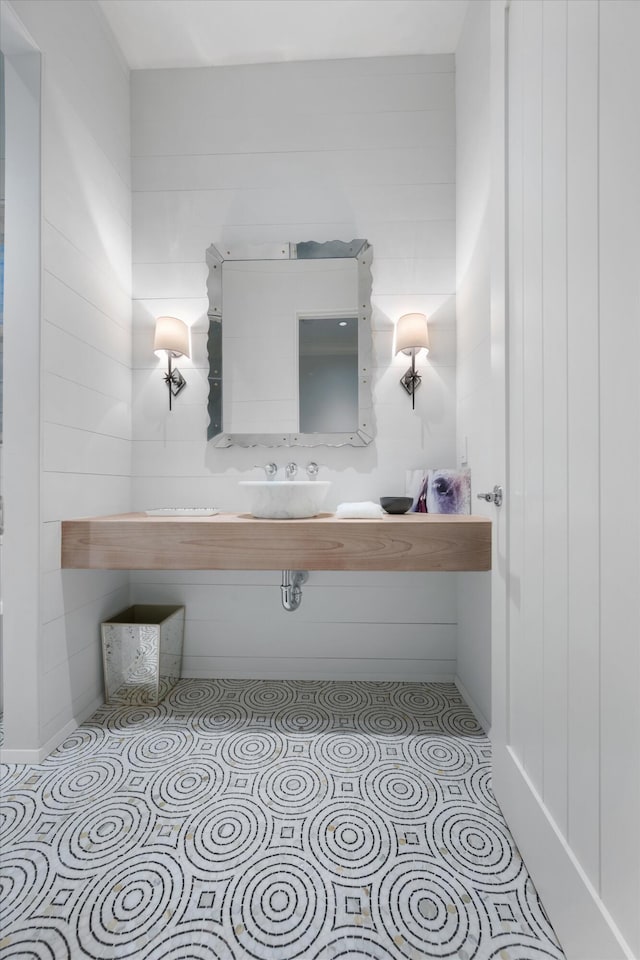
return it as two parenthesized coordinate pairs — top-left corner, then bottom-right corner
(395, 312), (429, 355)
(154, 316), (190, 359)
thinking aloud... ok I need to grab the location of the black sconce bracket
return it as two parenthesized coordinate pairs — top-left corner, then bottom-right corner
(399, 353), (421, 410)
(164, 356), (187, 410)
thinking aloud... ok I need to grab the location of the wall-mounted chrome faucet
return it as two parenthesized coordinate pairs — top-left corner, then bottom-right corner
(255, 462), (278, 480)
(255, 461), (322, 482)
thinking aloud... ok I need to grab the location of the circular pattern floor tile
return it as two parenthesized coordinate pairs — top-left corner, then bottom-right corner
(0, 680), (566, 960)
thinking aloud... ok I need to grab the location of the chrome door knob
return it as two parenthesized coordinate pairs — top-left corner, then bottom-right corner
(476, 485), (503, 507)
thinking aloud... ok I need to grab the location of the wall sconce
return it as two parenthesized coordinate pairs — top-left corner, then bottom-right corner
(395, 312), (430, 410)
(154, 316), (190, 410)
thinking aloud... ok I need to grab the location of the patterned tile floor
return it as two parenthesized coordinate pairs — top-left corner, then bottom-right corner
(0, 680), (565, 959)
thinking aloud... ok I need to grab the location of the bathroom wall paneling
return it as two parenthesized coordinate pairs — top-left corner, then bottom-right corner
(565, 0), (601, 888)
(131, 54), (458, 682)
(131, 570), (457, 681)
(1, 14), (42, 755)
(454, 0), (493, 728)
(2, 0), (133, 760)
(539, 0), (569, 843)
(597, 0), (640, 944)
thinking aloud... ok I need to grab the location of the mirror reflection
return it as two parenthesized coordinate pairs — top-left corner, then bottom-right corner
(206, 239), (373, 447)
(299, 315), (358, 433)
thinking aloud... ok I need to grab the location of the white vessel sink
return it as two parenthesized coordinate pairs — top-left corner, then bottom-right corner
(239, 480), (331, 519)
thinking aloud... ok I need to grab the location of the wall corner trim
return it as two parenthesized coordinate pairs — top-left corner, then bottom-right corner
(455, 676), (491, 735)
(0, 693), (104, 764)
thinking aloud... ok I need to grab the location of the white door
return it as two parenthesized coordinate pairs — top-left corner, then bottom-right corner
(489, 2), (637, 958)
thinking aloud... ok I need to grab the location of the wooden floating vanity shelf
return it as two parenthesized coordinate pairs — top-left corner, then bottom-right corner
(61, 512), (491, 572)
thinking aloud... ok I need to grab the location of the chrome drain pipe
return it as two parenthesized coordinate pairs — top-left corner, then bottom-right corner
(281, 570), (308, 612)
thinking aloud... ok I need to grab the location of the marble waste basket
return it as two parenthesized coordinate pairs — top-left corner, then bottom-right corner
(101, 604), (185, 705)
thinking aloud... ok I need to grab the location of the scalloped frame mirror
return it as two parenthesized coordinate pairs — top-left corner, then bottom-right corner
(206, 239), (374, 447)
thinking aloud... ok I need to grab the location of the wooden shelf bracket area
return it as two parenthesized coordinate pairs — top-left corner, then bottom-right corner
(61, 512), (492, 572)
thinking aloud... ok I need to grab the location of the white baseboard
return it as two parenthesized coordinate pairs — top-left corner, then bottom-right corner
(454, 676), (491, 734)
(1, 693), (104, 764)
(182, 656), (456, 683)
(493, 746), (634, 960)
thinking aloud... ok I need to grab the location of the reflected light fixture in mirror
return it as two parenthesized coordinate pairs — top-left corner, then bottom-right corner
(395, 312), (430, 410)
(154, 315), (190, 410)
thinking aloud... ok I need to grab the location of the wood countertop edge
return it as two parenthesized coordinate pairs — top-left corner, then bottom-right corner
(61, 512), (492, 571)
(62, 512), (492, 524)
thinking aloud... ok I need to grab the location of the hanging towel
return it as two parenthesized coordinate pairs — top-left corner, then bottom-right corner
(335, 501), (385, 519)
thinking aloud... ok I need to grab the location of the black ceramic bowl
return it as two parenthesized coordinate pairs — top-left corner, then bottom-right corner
(380, 497), (413, 515)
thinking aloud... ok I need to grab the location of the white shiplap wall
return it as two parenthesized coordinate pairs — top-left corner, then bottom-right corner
(0, 49), (4, 716)
(454, 0), (492, 730)
(3, 0), (132, 757)
(131, 55), (458, 680)
(505, 1), (640, 955)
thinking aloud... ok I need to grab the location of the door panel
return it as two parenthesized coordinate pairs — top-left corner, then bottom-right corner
(492, 1), (637, 956)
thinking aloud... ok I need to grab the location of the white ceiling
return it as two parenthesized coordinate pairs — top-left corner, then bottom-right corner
(98, 0), (469, 70)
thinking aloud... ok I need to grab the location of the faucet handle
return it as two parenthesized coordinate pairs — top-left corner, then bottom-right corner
(255, 462), (278, 479)
(306, 461), (320, 479)
(285, 461), (298, 480)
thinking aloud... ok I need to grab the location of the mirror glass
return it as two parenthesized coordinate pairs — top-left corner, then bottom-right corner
(299, 314), (358, 433)
(206, 240), (373, 447)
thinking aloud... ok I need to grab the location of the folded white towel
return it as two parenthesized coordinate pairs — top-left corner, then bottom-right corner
(335, 500), (385, 519)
